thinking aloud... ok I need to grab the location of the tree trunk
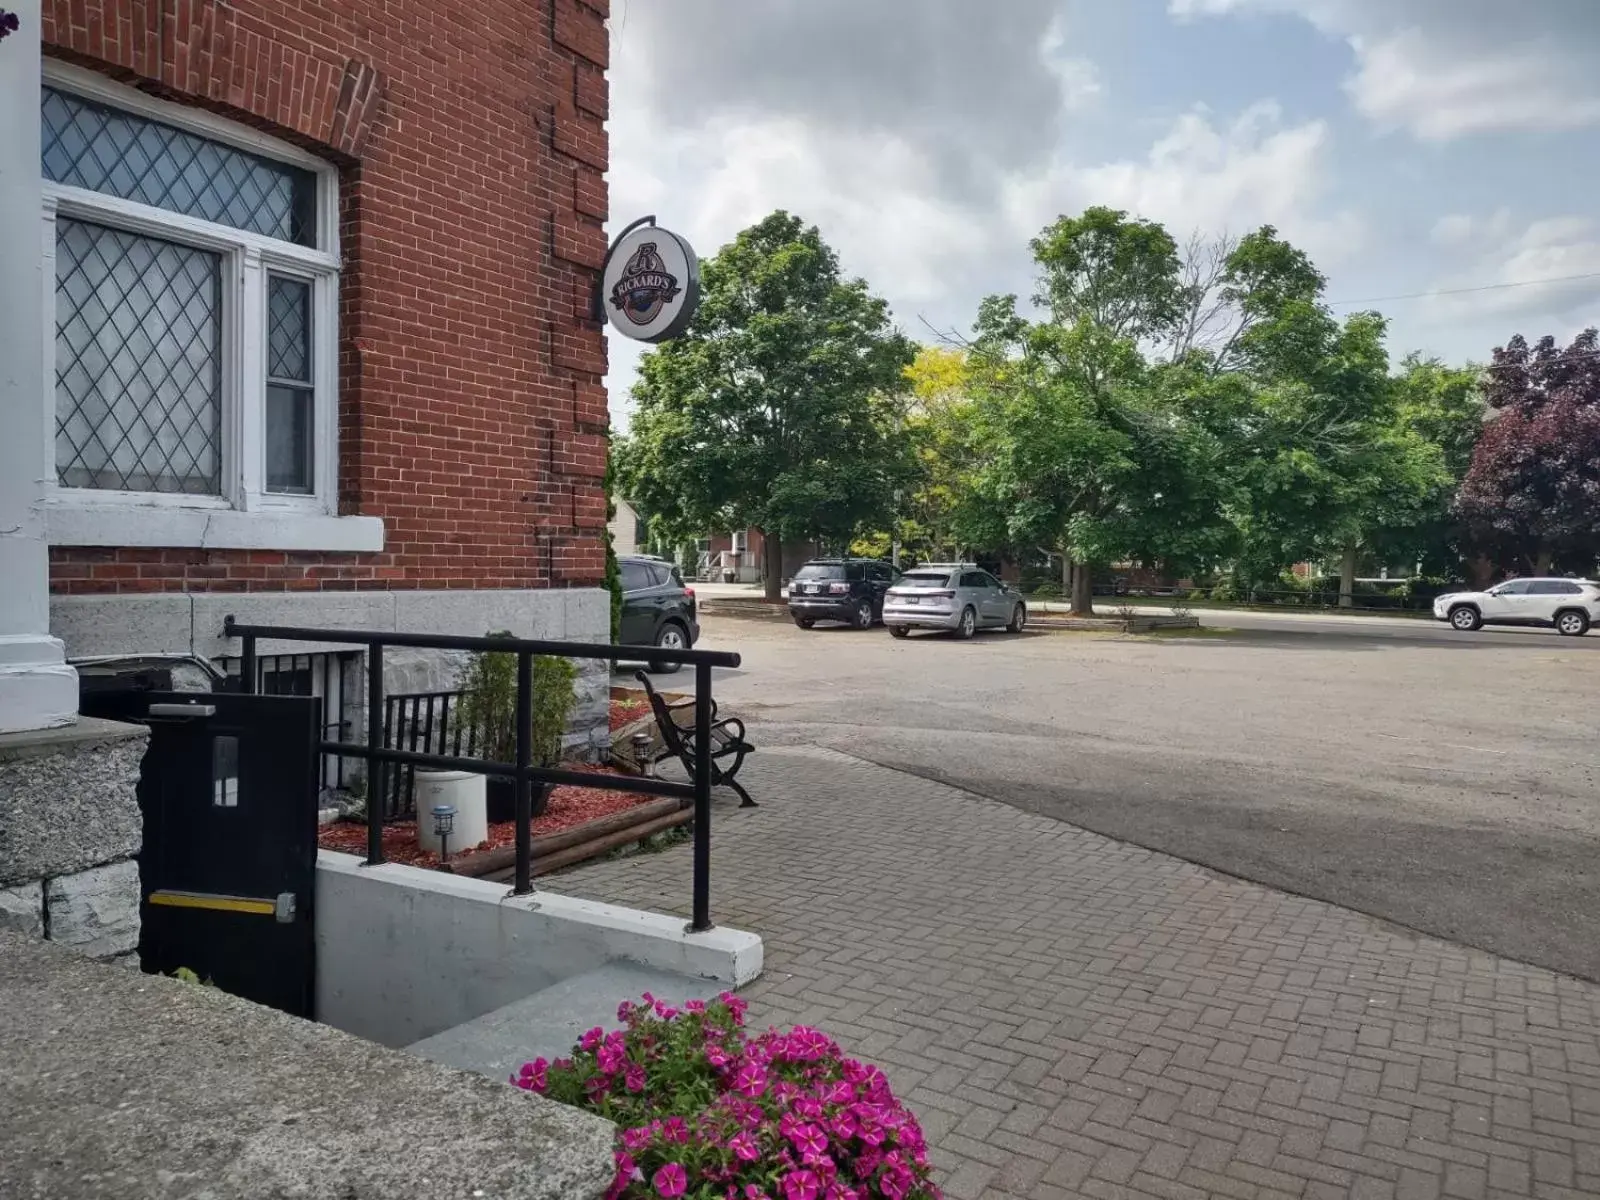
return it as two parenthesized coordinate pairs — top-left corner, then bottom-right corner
(1535, 547), (1553, 575)
(1339, 544), (1358, 609)
(762, 531), (783, 602)
(1061, 554), (1071, 597)
(1070, 560), (1093, 616)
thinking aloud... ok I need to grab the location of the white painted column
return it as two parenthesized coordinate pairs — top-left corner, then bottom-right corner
(0, 0), (77, 733)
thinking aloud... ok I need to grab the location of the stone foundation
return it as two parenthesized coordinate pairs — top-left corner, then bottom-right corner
(0, 717), (147, 960)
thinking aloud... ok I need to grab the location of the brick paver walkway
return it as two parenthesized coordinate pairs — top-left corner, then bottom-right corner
(547, 747), (1600, 1200)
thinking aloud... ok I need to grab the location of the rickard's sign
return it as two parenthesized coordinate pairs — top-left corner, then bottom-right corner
(599, 222), (700, 343)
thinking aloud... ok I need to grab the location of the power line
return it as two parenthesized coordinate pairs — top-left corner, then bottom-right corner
(1329, 271), (1600, 308)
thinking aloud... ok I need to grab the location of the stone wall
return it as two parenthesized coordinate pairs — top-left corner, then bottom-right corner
(0, 717), (147, 960)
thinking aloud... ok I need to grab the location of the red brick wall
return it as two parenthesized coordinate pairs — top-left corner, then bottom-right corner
(43, 0), (609, 595)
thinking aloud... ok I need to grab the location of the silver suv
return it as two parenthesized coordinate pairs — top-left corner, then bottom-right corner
(882, 564), (1027, 640)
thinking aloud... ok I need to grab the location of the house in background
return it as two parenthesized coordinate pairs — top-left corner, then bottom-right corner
(701, 529), (819, 584)
(609, 497), (648, 558)
(2, 0), (613, 755)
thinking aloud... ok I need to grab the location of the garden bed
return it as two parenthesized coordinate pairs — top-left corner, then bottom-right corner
(316, 764), (656, 869)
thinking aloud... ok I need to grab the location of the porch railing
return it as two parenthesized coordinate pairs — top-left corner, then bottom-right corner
(381, 689), (472, 820)
(222, 618), (742, 932)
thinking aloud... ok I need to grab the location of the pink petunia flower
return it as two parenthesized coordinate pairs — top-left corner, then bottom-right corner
(579, 1026), (605, 1052)
(625, 1063), (647, 1093)
(728, 1130), (760, 1162)
(653, 1162), (688, 1198)
(733, 1062), (768, 1098)
(779, 1169), (821, 1200)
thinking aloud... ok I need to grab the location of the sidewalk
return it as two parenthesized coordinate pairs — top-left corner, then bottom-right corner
(548, 747), (1600, 1200)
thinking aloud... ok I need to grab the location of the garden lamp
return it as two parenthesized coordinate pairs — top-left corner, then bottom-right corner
(431, 803), (457, 863)
(632, 729), (653, 776)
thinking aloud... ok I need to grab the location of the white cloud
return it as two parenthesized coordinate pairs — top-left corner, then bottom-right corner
(1168, 0), (1600, 140)
(1420, 214), (1600, 331)
(1348, 29), (1600, 141)
(1002, 102), (1364, 267)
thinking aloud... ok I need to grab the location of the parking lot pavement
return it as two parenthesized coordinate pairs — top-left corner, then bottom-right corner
(550, 747), (1600, 1200)
(678, 615), (1600, 985)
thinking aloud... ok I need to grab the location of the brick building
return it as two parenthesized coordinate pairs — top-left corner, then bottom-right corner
(0, 0), (613, 748)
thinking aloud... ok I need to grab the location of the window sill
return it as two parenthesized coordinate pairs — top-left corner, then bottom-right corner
(44, 503), (386, 553)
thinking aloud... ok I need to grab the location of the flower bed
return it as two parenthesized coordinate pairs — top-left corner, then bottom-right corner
(316, 765), (652, 868)
(517, 994), (941, 1200)
(611, 694), (652, 732)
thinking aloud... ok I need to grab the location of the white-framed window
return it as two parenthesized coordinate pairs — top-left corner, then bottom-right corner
(37, 63), (381, 553)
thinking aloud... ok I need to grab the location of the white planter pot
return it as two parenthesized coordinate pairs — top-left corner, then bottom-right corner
(413, 769), (488, 855)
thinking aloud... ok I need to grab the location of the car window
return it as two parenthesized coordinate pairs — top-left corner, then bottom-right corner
(1496, 580), (1531, 595)
(1534, 580), (1581, 595)
(793, 564), (845, 581)
(960, 572), (989, 589)
(645, 563), (672, 587)
(869, 563), (892, 583)
(619, 562), (652, 592)
(898, 572), (953, 589)
(845, 563), (865, 582)
(979, 572), (1004, 589)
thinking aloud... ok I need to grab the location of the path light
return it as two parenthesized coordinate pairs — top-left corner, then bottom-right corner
(431, 804), (457, 864)
(632, 729), (654, 777)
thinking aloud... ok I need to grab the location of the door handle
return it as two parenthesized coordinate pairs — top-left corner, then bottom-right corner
(148, 703), (218, 718)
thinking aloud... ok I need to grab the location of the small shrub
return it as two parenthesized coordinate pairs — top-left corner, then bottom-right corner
(457, 632), (578, 766)
(1029, 580), (1062, 598)
(517, 994), (942, 1200)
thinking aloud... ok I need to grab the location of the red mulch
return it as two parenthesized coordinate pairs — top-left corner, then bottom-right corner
(317, 764), (653, 869)
(609, 695), (651, 732)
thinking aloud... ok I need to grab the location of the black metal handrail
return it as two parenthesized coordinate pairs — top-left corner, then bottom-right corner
(222, 617), (742, 931)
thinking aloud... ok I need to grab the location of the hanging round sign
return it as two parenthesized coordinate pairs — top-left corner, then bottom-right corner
(601, 223), (701, 343)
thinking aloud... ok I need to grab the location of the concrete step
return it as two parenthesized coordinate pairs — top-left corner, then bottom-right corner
(405, 961), (722, 1083)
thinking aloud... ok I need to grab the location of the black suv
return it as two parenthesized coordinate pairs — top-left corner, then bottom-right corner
(619, 555), (699, 673)
(788, 558), (899, 630)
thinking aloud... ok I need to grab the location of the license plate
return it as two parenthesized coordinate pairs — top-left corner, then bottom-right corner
(902, 596), (919, 605)
(805, 584), (820, 594)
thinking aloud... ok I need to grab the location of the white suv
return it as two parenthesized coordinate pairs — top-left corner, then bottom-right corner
(1434, 578), (1600, 636)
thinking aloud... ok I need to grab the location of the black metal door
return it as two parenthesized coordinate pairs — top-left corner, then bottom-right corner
(79, 690), (321, 1017)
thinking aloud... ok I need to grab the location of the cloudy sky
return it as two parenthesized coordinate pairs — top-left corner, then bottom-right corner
(603, 0), (1600, 426)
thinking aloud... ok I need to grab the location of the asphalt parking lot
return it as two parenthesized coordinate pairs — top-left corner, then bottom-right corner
(689, 609), (1600, 983)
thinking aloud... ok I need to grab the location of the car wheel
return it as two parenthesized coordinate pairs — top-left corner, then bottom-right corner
(793, 617), (815, 630)
(954, 606), (977, 640)
(1448, 605), (1482, 632)
(854, 600), (874, 630)
(1007, 603), (1027, 634)
(648, 622), (688, 674)
(889, 625), (910, 639)
(1556, 609), (1591, 637)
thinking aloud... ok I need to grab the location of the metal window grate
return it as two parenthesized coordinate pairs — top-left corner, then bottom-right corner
(42, 86), (317, 246)
(216, 652), (356, 790)
(55, 218), (223, 494)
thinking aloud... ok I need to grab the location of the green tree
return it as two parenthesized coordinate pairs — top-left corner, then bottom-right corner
(966, 208), (1236, 614)
(1229, 310), (1453, 604)
(615, 212), (915, 600)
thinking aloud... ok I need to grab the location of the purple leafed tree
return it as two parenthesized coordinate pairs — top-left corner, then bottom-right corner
(1457, 329), (1600, 574)
(0, 10), (19, 41)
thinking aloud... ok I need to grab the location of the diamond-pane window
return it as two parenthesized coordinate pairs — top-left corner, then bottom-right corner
(43, 86), (317, 246)
(266, 275), (314, 494)
(55, 218), (222, 494)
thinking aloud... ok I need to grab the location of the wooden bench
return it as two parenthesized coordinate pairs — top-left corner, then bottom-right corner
(633, 671), (756, 807)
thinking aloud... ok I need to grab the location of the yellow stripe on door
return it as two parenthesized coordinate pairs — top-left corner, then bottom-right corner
(148, 890), (276, 916)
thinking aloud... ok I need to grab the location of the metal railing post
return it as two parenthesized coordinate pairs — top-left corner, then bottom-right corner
(691, 660), (713, 932)
(239, 634), (257, 695)
(366, 643), (385, 866)
(513, 650), (533, 895)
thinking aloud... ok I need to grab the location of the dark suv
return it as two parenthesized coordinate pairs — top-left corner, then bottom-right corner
(788, 558), (899, 630)
(619, 555), (699, 673)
